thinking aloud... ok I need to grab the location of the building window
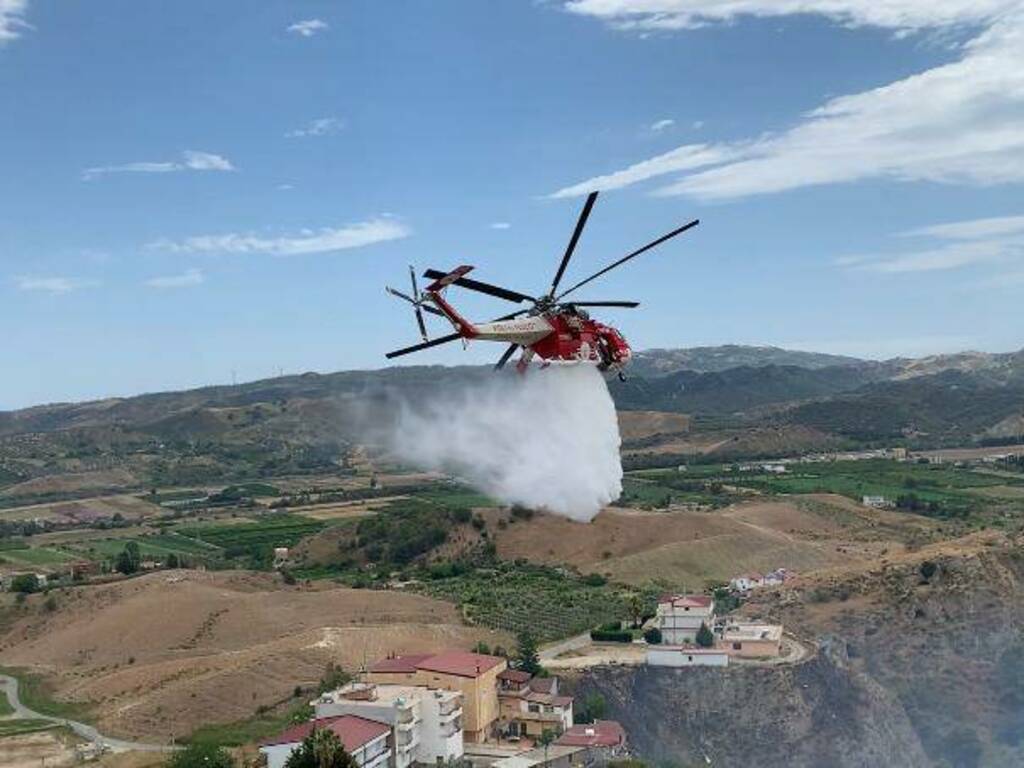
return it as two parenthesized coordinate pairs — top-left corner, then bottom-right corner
(733, 642), (742, 650)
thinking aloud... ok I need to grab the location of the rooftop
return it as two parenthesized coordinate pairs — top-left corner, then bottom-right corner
(555, 720), (626, 748)
(414, 651), (506, 678)
(721, 622), (783, 642)
(498, 669), (532, 684)
(260, 715), (389, 751)
(659, 594), (713, 609)
(368, 654), (433, 674)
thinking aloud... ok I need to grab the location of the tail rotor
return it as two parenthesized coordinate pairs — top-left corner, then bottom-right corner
(386, 265), (441, 342)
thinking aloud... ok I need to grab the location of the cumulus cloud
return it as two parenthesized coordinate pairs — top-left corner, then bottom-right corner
(0, 0), (30, 44)
(285, 117), (345, 138)
(839, 212), (1024, 273)
(150, 218), (411, 256)
(83, 150), (235, 180)
(649, 118), (675, 132)
(551, 3), (1024, 201)
(490, 222), (512, 230)
(16, 276), (98, 295)
(145, 268), (205, 289)
(287, 19), (328, 37)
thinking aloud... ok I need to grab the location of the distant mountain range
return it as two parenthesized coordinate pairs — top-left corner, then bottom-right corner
(1, 345), (1022, 494)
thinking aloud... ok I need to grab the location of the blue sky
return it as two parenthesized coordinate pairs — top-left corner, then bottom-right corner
(2, 0), (1023, 409)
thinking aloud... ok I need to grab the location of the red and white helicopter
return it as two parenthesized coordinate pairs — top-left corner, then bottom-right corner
(385, 191), (698, 378)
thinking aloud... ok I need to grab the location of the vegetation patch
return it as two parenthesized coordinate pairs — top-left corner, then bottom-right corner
(0, 667), (95, 723)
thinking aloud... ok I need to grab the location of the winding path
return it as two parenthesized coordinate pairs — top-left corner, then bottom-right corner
(0, 674), (178, 754)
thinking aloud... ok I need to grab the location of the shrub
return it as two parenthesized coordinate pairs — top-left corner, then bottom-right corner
(919, 560), (938, 580)
(696, 622), (714, 648)
(643, 627), (662, 645)
(590, 629), (632, 643)
(10, 573), (39, 594)
(583, 573), (607, 587)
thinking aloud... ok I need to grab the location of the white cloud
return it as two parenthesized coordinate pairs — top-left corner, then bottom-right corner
(563, 1), (1016, 32)
(145, 268), (205, 289)
(16, 276), (98, 295)
(287, 19), (328, 37)
(277, 183), (295, 191)
(552, 143), (749, 197)
(182, 150), (234, 171)
(900, 214), (1024, 240)
(691, 120), (704, 130)
(0, 0), (30, 44)
(285, 117), (345, 138)
(150, 218), (411, 257)
(551, 4), (1024, 201)
(649, 118), (675, 132)
(83, 150), (234, 180)
(839, 212), (1024, 273)
(490, 222), (512, 230)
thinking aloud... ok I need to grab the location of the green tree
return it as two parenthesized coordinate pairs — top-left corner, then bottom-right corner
(166, 743), (235, 768)
(115, 542), (142, 575)
(574, 693), (607, 724)
(284, 727), (357, 768)
(472, 641), (491, 655)
(696, 622), (714, 649)
(515, 631), (541, 676)
(537, 729), (556, 764)
(10, 573), (39, 594)
(318, 662), (351, 694)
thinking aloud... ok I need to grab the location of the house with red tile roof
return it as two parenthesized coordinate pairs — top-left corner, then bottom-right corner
(497, 671), (574, 738)
(555, 720), (627, 751)
(259, 715), (391, 768)
(366, 651), (507, 743)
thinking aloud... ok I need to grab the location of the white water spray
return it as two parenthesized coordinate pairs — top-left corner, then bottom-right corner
(389, 365), (622, 522)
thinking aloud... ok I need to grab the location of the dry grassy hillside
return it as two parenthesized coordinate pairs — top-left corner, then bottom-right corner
(0, 571), (504, 742)
(492, 495), (936, 587)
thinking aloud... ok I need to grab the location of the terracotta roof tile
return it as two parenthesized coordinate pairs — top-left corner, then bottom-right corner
(260, 715), (389, 751)
(555, 720), (625, 748)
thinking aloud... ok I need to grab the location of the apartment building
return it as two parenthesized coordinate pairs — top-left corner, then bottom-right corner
(315, 682), (463, 767)
(366, 651), (506, 742)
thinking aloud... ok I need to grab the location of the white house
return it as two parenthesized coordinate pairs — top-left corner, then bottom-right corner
(862, 495), (891, 509)
(646, 646), (729, 667)
(259, 715), (390, 768)
(315, 682), (463, 767)
(728, 572), (764, 593)
(654, 594), (715, 645)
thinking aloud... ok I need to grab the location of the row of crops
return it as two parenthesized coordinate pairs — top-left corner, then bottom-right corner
(416, 563), (651, 643)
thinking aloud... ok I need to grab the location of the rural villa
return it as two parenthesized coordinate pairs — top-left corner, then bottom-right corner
(647, 594), (785, 667)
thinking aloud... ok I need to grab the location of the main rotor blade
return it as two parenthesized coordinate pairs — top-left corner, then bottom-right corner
(385, 332), (462, 359)
(494, 344), (518, 370)
(422, 269), (535, 304)
(550, 191), (598, 296)
(565, 301), (639, 308)
(556, 219), (699, 300)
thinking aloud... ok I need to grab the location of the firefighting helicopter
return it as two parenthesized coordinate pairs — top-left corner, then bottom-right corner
(385, 191), (698, 377)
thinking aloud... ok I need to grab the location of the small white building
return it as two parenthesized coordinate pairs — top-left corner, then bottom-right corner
(260, 715), (390, 768)
(862, 495), (892, 509)
(315, 682), (463, 767)
(654, 594), (715, 645)
(729, 572), (764, 593)
(646, 646), (729, 667)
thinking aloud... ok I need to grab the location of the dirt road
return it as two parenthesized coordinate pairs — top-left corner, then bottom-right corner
(0, 674), (177, 754)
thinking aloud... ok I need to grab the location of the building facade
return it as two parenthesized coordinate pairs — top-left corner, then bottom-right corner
(315, 682), (463, 767)
(365, 651), (506, 742)
(654, 594), (714, 645)
(497, 670), (573, 738)
(260, 715), (391, 768)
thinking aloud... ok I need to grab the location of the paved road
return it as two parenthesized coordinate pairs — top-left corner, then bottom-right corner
(0, 674), (178, 754)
